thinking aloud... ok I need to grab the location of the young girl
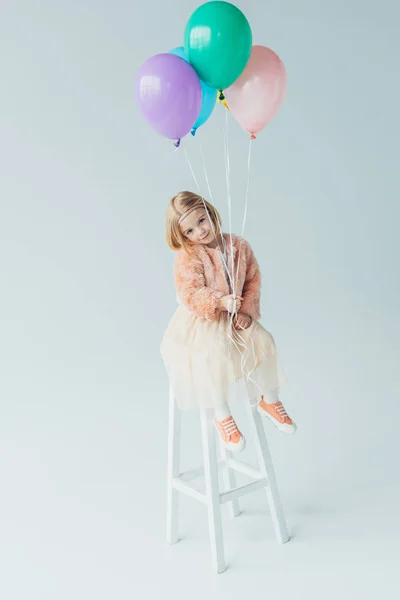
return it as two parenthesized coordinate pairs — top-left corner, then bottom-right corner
(160, 191), (296, 452)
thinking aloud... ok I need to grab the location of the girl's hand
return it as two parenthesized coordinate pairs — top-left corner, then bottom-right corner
(219, 294), (243, 313)
(234, 312), (252, 330)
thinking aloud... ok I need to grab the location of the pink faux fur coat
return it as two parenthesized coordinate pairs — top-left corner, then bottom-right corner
(174, 233), (261, 322)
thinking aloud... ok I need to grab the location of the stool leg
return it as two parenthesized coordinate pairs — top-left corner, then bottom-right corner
(218, 440), (241, 518)
(166, 384), (181, 545)
(246, 396), (289, 544)
(200, 408), (226, 573)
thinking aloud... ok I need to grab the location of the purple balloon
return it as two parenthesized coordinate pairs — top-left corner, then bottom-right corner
(135, 53), (202, 145)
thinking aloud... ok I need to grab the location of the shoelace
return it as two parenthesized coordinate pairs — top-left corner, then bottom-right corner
(275, 402), (289, 419)
(220, 417), (239, 438)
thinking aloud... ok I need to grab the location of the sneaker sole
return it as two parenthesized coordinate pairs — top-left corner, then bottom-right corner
(256, 404), (297, 435)
(213, 421), (246, 453)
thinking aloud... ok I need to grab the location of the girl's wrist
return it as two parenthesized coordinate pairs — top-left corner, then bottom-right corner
(217, 295), (225, 310)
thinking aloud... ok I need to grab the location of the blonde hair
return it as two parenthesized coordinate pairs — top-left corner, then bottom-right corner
(165, 191), (222, 252)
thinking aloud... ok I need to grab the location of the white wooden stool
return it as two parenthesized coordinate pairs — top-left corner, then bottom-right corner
(166, 384), (290, 573)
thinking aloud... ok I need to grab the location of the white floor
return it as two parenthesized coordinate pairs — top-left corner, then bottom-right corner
(1, 391), (399, 600)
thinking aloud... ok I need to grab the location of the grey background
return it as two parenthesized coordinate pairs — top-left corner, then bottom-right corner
(1, 0), (399, 598)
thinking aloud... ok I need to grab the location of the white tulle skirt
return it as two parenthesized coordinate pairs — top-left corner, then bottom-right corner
(160, 305), (286, 410)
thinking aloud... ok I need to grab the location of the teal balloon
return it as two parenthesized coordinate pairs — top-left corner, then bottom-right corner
(169, 46), (216, 134)
(184, 1), (252, 91)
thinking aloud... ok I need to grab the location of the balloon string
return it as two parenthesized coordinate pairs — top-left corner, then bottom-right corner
(222, 110), (244, 354)
(185, 135), (262, 395)
(187, 137), (246, 365)
(235, 138), (252, 287)
(236, 137), (263, 395)
(221, 110), (254, 374)
(223, 109), (236, 298)
(185, 142), (244, 366)
(198, 141), (234, 290)
(221, 118), (262, 394)
(184, 143), (232, 288)
(183, 147), (201, 192)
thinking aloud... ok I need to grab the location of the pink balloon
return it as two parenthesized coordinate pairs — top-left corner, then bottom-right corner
(225, 46), (287, 138)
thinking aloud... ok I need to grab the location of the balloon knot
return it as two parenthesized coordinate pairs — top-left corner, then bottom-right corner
(190, 128), (197, 137)
(218, 90), (225, 101)
(250, 133), (256, 140)
(174, 138), (181, 148)
(221, 98), (230, 111)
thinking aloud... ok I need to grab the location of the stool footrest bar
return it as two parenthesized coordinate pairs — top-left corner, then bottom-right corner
(219, 478), (268, 504)
(225, 458), (264, 480)
(172, 477), (207, 504)
(178, 459), (263, 483)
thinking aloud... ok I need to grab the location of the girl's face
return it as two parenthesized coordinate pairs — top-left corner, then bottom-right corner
(179, 208), (215, 245)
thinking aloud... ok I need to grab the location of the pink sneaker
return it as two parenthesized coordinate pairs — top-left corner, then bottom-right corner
(257, 396), (297, 434)
(213, 416), (246, 453)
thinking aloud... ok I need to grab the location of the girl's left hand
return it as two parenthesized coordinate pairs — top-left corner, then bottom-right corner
(234, 313), (252, 330)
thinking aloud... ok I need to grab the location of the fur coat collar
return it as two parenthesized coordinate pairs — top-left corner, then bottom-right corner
(174, 233), (261, 322)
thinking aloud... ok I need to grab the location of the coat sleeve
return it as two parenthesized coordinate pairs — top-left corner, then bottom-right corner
(174, 251), (224, 321)
(239, 240), (261, 321)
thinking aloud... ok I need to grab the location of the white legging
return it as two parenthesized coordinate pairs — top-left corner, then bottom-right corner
(214, 387), (279, 421)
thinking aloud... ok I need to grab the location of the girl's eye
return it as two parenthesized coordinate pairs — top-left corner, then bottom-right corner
(199, 218), (205, 223)
(187, 229), (193, 235)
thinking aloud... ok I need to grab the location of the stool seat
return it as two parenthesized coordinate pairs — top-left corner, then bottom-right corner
(166, 385), (290, 573)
